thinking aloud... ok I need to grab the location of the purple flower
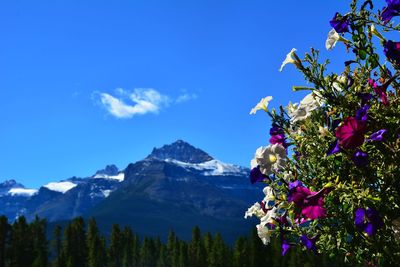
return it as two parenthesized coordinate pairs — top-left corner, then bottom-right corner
(357, 93), (373, 105)
(369, 129), (388, 141)
(384, 40), (400, 65)
(355, 105), (370, 122)
(335, 117), (367, 149)
(327, 139), (340, 155)
(269, 134), (287, 148)
(270, 125), (284, 135)
(329, 13), (350, 33)
(382, 0), (400, 23)
(281, 239), (291, 256)
(300, 234), (318, 253)
(250, 166), (264, 184)
(355, 208), (384, 236)
(352, 150), (368, 167)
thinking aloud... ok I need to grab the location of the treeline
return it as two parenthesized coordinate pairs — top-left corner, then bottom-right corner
(0, 215), (352, 267)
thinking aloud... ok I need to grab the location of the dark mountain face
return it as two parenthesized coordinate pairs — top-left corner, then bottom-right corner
(147, 140), (213, 163)
(0, 140), (260, 242)
(0, 179), (25, 196)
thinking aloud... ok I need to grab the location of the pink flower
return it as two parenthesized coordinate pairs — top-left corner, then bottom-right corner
(335, 117), (366, 149)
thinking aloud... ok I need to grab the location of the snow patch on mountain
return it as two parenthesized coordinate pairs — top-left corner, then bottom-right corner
(165, 159), (248, 176)
(93, 172), (125, 182)
(43, 181), (77, 193)
(8, 188), (38, 197)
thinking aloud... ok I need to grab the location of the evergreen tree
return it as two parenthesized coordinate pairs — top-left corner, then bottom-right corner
(209, 233), (227, 267)
(0, 216), (10, 267)
(121, 226), (140, 267)
(248, 228), (265, 267)
(140, 237), (157, 267)
(188, 226), (205, 267)
(86, 218), (107, 267)
(108, 224), (124, 267)
(9, 216), (34, 267)
(63, 217), (87, 267)
(177, 241), (188, 267)
(52, 225), (65, 267)
(202, 232), (213, 267)
(31, 216), (48, 267)
(166, 230), (178, 267)
(233, 237), (248, 267)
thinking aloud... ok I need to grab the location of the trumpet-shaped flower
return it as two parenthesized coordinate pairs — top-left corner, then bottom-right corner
(326, 29), (340, 50)
(369, 129), (388, 141)
(288, 93), (323, 123)
(329, 13), (349, 33)
(256, 223), (273, 245)
(279, 48), (301, 71)
(384, 40), (400, 65)
(382, 0), (400, 23)
(300, 234), (318, 253)
(250, 96), (273, 115)
(250, 166), (265, 184)
(352, 150), (369, 167)
(251, 144), (287, 175)
(244, 202), (265, 219)
(355, 208), (384, 236)
(335, 117), (367, 149)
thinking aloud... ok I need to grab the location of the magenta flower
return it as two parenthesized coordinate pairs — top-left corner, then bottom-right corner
(329, 13), (350, 33)
(369, 78), (390, 106)
(382, 0), (400, 23)
(355, 208), (384, 236)
(288, 182), (328, 220)
(335, 117), (367, 149)
(269, 126), (287, 147)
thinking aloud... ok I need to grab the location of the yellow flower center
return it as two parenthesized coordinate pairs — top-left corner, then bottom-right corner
(269, 154), (277, 163)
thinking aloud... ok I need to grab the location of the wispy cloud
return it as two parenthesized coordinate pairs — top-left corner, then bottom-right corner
(176, 93), (198, 103)
(95, 88), (197, 119)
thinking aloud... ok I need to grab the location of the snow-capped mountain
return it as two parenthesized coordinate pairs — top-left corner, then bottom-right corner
(0, 140), (260, 242)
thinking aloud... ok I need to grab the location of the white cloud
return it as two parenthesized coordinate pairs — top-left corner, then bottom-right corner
(176, 93), (198, 103)
(98, 88), (170, 119)
(96, 88), (198, 119)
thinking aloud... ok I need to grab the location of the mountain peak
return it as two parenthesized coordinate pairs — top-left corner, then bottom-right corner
(147, 140), (213, 164)
(0, 179), (24, 188)
(94, 165), (119, 176)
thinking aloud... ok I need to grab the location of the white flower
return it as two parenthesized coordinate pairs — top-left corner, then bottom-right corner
(251, 144), (287, 175)
(244, 202), (265, 219)
(287, 92), (323, 123)
(250, 96), (273, 115)
(279, 48), (300, 72)
(326, 29), (340, 50)
(256, 223), (273, 245)
(263, 186), (275, 201)
(370, 24), (385, 41)
(318, 126), (329, 137)
(332, 74), (347, 92)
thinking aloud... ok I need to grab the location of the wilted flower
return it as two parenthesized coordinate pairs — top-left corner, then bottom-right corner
(250, 96), (273, 114)
(382, 0), (400, 23)
(355, 208), (384, 236)
(279, 48), (302, 71)
(335, 117), (367, 149)
(251, 144), (287, 175)
(329, 13), (350, 33)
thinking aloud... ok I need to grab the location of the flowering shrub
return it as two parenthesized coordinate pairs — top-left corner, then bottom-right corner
(245, 0), (400, 265)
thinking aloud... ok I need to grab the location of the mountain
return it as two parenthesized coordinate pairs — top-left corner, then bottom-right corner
(0, 140), (261, 242)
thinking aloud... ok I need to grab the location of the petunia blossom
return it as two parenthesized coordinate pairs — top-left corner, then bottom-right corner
(369, 129), (388, 141)
(250, 96), (273, 115)
(335, 117), (367, 149)
(329, 13), (350, 33)
(355, 105), (370, 122)
(251, 144), (287, 176)
(352, 150), (369, 167)
(382, 0), (400, 23)
(300, 234), (318, 253)
(355, 208), (384, 236)
(279, 48), (301, 72)
(384, 40), (400, 65)
(250, 166), (265, 184)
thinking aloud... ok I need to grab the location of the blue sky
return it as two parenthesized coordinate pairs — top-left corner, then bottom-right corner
(0, 0), (361, 188)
